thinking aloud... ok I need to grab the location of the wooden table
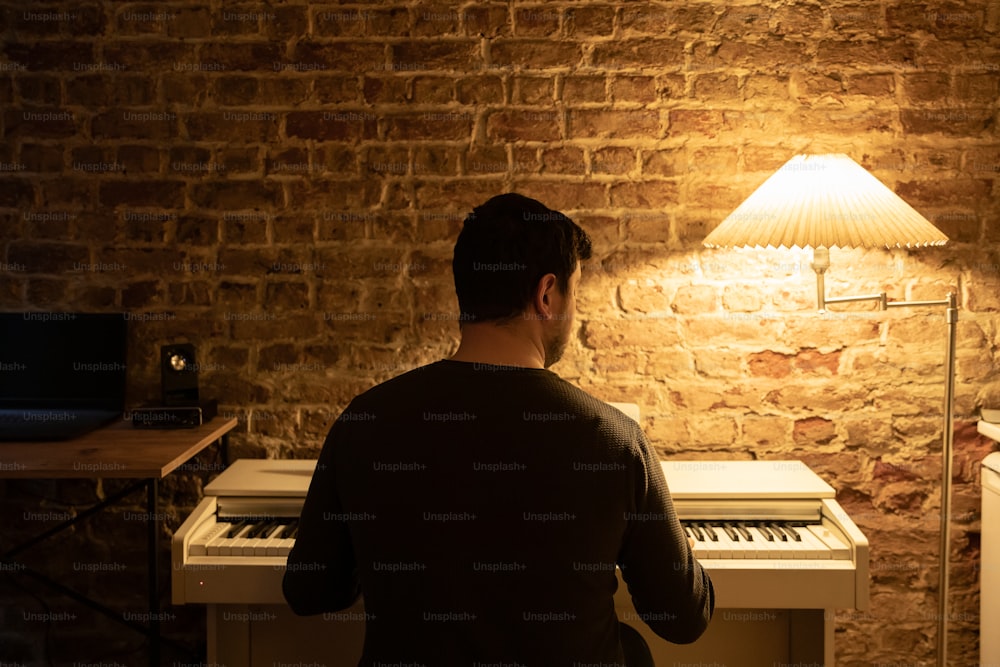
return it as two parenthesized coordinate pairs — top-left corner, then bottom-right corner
(0, 417), (237, 667)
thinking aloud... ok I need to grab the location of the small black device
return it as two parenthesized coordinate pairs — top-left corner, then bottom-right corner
(161, 343), (199, 406)
(128, 399), (218, 429)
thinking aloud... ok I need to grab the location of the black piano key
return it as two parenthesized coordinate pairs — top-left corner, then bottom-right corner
(285, 520), (300, 539)
(690, 523), (705, 541)
(226, 519), (249, 538)
(777, 522), (802, 541)
(699, 523), (719, 541)
(734, 522), (753, 541)
(247, 520), (276, 539)
(756, 522), (776, 541)
(768, 522), (790, 541)
(263, 523), (284, 538)
(721, 522), (740, 541)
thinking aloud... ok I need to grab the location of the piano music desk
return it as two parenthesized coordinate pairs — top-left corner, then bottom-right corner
(0, 417), (237, 667)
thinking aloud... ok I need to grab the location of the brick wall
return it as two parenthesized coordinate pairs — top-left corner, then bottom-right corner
(1, 1), (998, 665)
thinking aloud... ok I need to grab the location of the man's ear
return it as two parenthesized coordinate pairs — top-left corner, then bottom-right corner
(532, 273), (559, 319)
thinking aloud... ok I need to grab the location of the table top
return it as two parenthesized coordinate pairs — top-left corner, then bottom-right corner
(0, 418), (237, 479)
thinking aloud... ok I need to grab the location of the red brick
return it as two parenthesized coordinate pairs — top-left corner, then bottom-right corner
(312, 75), (361, 104)
(185, 111), (278, 143)
(190, 180), (283, 210)
(486, 109), (561, 142)
(829, 6), (884, 33)
(292, 41), (385, 72)
(362, 75), (408, 104)
(3, 41), (93, 71)
(311, 7), (368, 37)
(92, 109), (178, 140)
(199, 42), (283, 71)
(692, 73), (740, 100)
(709, 40), (809, 72)
(583, 319), (682, 348)
(512, 76), (553, 104)
(410, 5), (459, 36)
(539, 146), (584, 175)
(490, 39), (582, 69)
(564, 6), (616, 36)
(715, 6), (774, 37)
(568, 109), (661, 139)
(591, 147), (635, 175)
(886, 3), (984, 39)
(896, 178), (991, 207)
(511, 181), (607, 211)
(748, 350), (792, 378)
(770, 5), (825, 37)
(610, 181), (678, 208)
(0, 179), (35, 207)
(901, 72), (951, 103)
(900, 108), (993, 135)
(513, 6), (561, 36)
(166, 6), (215, 39)
(4, 109), (78, 138)
(412, 76), (455, 103)
(18, 143), (63, 173)
(655, 74), (686, 100)
(463, 4), (511, 38)
(99, 180), (185, 207)
(847, 73), (895, 97)
(414, 179), (505, 210)
(287, 110), (376, 142)
(16, 75), (60, 105)
(414, 146), (461, 176)
(7, 241), (88, 273)
(671, 5), (719, 34)
(954, 74), (999, 103)
(117, 145), (161, 174)
(620, 5), (673, 34)
(386, 111), (473, 141)
(162, 73), (211, 107)
(456, 76), (505, 104)
(367, 7), (411, 35)
(641, 150), (678, 177)
(264, 281), (310, 311)
(562, 75), (606, 103)
(465, 146), (508, 175)
(793, 416), (836, 445)
(668, 109), (728, 137)
(263, 5), (309, 40)
(391, 40), (481, 71)
(815, 39), (917, 69)
(591, 40), (685, 69)
(610, 76), (656, 103)
(101, 40), (195, 71)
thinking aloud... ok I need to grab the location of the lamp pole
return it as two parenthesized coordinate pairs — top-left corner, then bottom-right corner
(810, 251), (958, 667)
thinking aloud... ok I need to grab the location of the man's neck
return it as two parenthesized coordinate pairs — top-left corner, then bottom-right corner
(449, 321), (545, 369)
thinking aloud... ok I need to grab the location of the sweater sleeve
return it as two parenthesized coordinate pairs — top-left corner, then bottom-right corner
(282, 418), (361, 615)
(616, 430), (715, 644)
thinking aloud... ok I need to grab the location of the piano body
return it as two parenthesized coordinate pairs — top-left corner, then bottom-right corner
(173, 458), (868, 666)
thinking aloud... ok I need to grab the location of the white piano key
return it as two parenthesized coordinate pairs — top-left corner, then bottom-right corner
(277, 537), (295, 556)
(793, 526), (829, 559)
(808, 524), (851, 559)
(191, 523), (230, 557)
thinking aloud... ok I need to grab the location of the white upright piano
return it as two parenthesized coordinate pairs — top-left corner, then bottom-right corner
(173, 457), (868, 666)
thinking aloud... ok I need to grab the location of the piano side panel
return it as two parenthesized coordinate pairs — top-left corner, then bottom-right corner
(208, 603), (366, 667)
(822, 498), (871, 611)
(172, 496), (217, 605)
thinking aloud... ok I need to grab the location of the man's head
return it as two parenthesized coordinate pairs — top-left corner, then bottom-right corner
(452, 193), (592, 367)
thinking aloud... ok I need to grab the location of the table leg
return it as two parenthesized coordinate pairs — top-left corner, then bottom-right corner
(148, 477), (160, 667)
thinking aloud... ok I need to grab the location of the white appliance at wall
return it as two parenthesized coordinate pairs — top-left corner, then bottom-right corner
(982, 441), (1000, 667)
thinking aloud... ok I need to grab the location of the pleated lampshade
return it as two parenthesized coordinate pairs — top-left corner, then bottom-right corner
(702, 154), (949, 250)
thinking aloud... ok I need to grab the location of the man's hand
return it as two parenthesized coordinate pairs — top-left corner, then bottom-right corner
(688, 536), (695, 549)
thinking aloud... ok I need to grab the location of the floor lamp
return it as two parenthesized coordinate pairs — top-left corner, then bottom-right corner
(702, 154), (956, 667)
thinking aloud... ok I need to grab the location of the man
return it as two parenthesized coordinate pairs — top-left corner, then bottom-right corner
(283, 193), (714, 666)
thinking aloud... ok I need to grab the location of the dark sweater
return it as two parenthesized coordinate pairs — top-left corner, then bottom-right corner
(283, 360), (714, 666)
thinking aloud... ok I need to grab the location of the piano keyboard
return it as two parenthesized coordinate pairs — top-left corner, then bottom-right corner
(682, 520), (851, 559)
(189, 518), (300, 557)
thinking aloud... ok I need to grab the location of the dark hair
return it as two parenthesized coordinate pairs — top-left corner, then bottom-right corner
(452, 193), (593, 324)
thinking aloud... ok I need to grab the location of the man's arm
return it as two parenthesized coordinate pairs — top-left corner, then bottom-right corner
(617, 432), (714, 644)
(282, 419), (361, 615)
